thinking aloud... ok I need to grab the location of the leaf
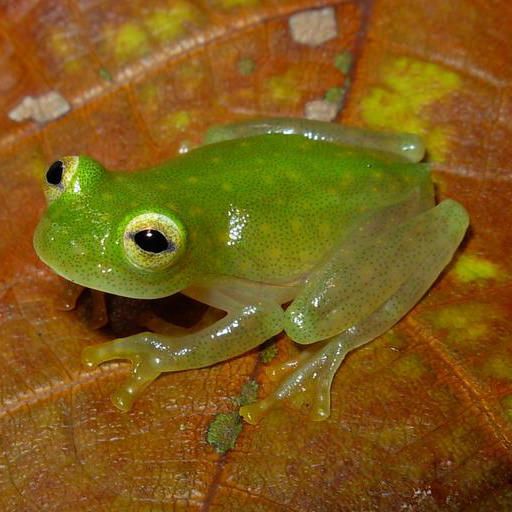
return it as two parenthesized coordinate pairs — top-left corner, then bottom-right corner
(1, 0), (512, 510)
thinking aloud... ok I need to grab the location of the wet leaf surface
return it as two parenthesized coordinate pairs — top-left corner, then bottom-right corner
(1, 0), (512, 510)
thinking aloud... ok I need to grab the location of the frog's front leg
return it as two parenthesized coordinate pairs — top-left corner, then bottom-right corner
(241, 199), (469, 424)
(82, 298), (284, 411)
(204, 117), (425, 162)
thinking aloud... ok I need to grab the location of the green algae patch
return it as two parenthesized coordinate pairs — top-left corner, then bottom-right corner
(207, 412), (243, 454)
(260, 341), (279, 364)
(236, 379), (259, 407)
(334, 51), (353, 74)
(206, 379), (259, 454)
(238, 57), (256, 76)
(325, 87), (345, 105)
(360, 57), (461, 160)
(99, 68), (113, 82)
(453, 254), (501, 283)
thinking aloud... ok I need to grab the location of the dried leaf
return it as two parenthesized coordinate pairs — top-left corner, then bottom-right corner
(1, 1), (512, 510)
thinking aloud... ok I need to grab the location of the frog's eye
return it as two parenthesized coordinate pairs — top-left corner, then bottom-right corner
(43, 156), (79, 202)
(46, 160), (64, 185)
(123, 212), (186, 271)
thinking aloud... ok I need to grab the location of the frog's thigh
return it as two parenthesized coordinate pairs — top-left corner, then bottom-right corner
(82, 297), (284, 411)
(285, 199), (469, 344)
(204, 117), (425, 162)
(242, 199), (469, 424)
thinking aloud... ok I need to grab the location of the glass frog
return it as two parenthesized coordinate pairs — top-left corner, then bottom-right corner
(33, 118), (469, 423)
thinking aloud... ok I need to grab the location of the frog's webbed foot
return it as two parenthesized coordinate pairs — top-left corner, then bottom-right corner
(82, 300), (284, 411)
(242, 200), (470, 424)
(240, 339), (347, 424)
(82, 334), (162, 411)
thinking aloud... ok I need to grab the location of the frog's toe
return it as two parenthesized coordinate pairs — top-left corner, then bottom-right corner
(240, 398), (273, 425)
(82, 334), (149, 367)
(82, 337), (161, 411)
(82, 339), (128, 367)
(241, 339), (346, 424)
(111, 358), (160, 412)
(308, 379), (333, 421)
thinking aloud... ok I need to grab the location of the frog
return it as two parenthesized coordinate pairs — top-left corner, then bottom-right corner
(33, 118), (469, 424)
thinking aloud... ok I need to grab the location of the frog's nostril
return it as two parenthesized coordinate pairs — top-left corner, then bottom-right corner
(46, 160), (64, 186)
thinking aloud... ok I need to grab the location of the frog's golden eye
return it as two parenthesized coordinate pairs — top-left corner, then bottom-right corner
(123, 212), (186, 271)
(43, 156), (79, 202)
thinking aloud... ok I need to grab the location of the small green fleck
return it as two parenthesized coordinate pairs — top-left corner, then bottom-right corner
(260, 342), (278, 364)
(453, 254), (500, 283)
(99, 68), (113, 82)
(238, 57), (256, 76)
(334, 51), (352, 74)
(206, 412), (242, 454)
(324, 87), (344, 104)
(236, 379), (259, 407)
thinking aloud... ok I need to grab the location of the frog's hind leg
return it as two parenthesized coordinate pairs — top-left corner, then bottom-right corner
(204, 117), (425, 162)
(240, 199), (469, 424)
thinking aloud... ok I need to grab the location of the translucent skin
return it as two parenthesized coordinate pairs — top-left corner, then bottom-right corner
(33, 120), (469, 422)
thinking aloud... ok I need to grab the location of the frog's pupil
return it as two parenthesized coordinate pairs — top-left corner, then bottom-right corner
(46, 160), (64, 185)
(134, 229), (170, 253)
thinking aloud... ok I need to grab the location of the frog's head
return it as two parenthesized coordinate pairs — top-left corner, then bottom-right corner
(33, 156), (190, 299)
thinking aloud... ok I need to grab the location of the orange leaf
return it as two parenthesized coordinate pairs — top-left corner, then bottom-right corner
(1, 0), (512, 510)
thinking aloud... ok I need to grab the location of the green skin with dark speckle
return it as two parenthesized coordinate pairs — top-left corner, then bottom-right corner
(33, 122), (469, 422)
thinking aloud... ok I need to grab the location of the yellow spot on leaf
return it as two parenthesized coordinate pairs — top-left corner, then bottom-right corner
(429, 303), (501, 343)
(47, 32), (82, 73)
(483, 356), (512, 381)
(238, 57), (256, 76)
(453, 254), (500, 283)
(165, 110), (191, 131)
(145, 2), (203, 43)
(392, 354), (428, 379)
(360, 57), (461, 160)
(264, 69), (301, 106)
(114, 22), (150, 61)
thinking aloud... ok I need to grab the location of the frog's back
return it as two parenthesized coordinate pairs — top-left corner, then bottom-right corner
(132, 134), (432, 284)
